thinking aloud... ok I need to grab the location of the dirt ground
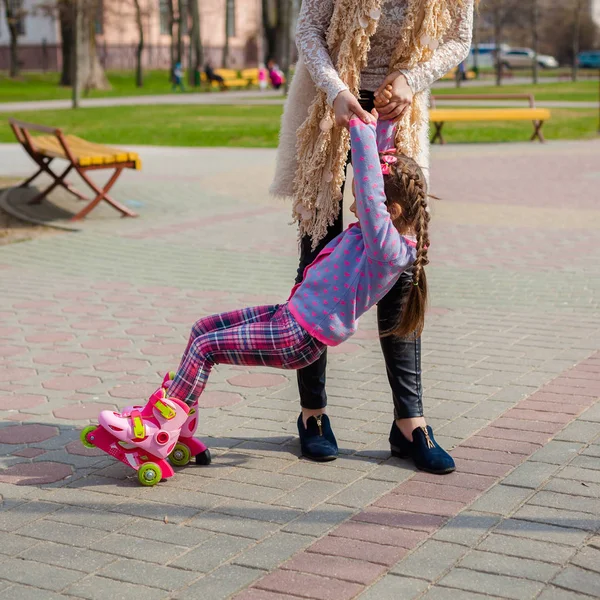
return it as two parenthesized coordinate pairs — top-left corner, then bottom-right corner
(0, 178), (56, 246)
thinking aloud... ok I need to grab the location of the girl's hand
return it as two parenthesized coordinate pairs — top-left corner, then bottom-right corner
(333, 90), (372, 128)
(374, 71), (414, 122)
(374, 85), (392, 109)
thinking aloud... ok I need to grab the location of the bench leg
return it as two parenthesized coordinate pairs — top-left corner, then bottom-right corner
(22, 156), (89, 205)
(531, 120), (546, 143)
(431, 122), (446, 145)
(28, 164), (74, 205)
(20, 157), (53, 189)
(62, 181), (95, 203)
(72, 166), (137, 220)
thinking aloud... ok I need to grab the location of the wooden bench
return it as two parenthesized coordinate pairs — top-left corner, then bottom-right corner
(440, 66), (476, 81)
(429, 94), (551, 144)
(240, 68), (260, 86)
(201, 68), (254, 89)
(9, 119), (141, 220)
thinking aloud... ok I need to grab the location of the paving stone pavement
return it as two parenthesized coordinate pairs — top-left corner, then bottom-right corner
(0, 139), (599, 599)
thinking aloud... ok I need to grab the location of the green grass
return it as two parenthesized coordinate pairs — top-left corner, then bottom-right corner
(0, 70), (227, 103)
(0, 105), (283, 147)
(0, 105), (597, 147)
(434, 80), (599, 102)
(1, 70), (599, 104)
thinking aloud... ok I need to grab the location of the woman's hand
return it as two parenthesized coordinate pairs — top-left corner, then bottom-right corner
(374, 71), (414, 122)
(333, 90), (372, 128)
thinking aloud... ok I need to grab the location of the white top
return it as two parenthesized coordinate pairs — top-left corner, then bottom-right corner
(296, 0), (475, 106)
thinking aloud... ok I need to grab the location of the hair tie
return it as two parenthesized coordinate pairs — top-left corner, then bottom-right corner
(380, 150), (397, 175)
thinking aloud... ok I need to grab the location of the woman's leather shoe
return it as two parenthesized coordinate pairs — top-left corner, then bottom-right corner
(297, 413), (338, 462)
(389, 421), (455, 474)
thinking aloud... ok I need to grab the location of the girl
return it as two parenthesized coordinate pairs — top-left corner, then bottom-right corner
(270, 0), (474, 473)
(267, 59), (285, 90)
(97, 115), (454, 474)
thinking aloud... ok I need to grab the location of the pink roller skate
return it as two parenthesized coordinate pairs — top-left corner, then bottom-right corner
(116, 372), (176, 420)
(170, 399), (212, 467)
(81, 385), (190, 486)
(118, 372), (211, 468)
(81, 373), (210, 485)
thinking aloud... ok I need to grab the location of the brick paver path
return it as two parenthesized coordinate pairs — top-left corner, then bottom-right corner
(0, 140), (599, 599)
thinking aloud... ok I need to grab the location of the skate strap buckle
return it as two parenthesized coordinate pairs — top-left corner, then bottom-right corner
(153, 399), (176, 420)
(130, 410), (146, 439)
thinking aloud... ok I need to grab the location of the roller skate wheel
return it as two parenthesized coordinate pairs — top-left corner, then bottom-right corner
(138, 462), (162, 486)
(80, 425), (97, 449)
(195, 448), (212, 466)
(169, 442), (192, 467)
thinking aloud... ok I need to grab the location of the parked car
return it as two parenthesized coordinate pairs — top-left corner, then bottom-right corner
(501, 48), (559, 69)
(473, 43), (511, 55)
(577, 50), (600, 69)
(466, 43), (509, 69)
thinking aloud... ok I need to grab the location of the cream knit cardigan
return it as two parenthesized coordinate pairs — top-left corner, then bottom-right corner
(271, 0), (474, 248)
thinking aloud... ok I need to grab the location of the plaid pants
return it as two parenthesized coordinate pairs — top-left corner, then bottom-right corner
(169, 304), (326, 405)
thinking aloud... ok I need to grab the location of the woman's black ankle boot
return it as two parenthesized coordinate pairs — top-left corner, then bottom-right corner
(389, 421), (455, 475)
(297, 413), (338, 462)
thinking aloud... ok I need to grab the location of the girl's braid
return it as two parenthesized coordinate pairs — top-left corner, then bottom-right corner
(382, 154), (430, 338)
(398, 163), (430, 286)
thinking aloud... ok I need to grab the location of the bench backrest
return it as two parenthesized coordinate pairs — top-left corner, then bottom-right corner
(430, 94), (536, 109)
(9, 118), (61, 142)
(9, 118), (77, 164)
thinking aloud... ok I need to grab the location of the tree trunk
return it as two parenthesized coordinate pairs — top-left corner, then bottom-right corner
(59, 1), (74, 86)
(176, 0), (183, 65)
(532, 0), (539, 84)
(279, 0), (289, 70)
(283, 0), (299, 94)
(494, 9), (503, 87)
(2, 0), (21, 78)
(472, 9), (479, 78)
(166, 0), (176, 76)
(77, 0), (111, 93)
(262, 0), (278, 62)
(263, 25), (277, 63)
(223, 0), (234, 67)
(572, 0), (582, 82)
(72, 0), (82, 108)
(9, 24), (19, 78)
(133, 0), (144, 87)
(188, 0), (194, 85)
(275, 0), (287, 66)
(188, 0), (203, 86)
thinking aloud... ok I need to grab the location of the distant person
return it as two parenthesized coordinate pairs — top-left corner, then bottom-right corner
(267, 59), (285, 89)
(172, 62), (185, 92)
(204, 62), (226, 91)
(258, 63), (268, 91)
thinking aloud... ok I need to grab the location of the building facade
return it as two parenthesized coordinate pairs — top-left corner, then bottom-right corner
(0, 0), (60, 69)
(592, 0), (600, 27)
(0, 0), (263, 71)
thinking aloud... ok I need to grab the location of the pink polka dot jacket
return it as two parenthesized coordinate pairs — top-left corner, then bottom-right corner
(288, 118), (417, 347)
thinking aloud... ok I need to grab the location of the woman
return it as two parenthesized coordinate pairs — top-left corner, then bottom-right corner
(271, 0), (475, 474)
